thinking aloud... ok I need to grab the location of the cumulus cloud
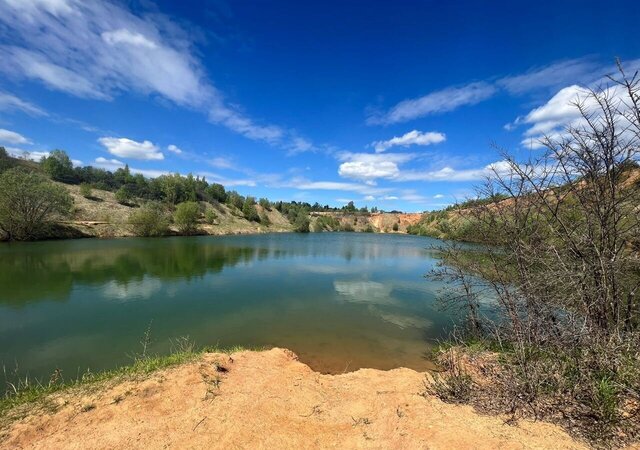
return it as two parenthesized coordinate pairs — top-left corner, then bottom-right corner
(337, 152), (417, 182)
(372, 130), (445, 153)
(167, 144), (182, 154)
(0, 128), (31, 144)
(98, 137), (164, 160)
(368, 82), (496, 125)
(93, 156), (168, 178)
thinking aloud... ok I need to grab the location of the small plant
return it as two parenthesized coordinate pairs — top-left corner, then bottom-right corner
(115, 186), (133, 205)
(79, 183), (93, 199)
(392, 222), (399, 232)
(204, 208), (217, 225)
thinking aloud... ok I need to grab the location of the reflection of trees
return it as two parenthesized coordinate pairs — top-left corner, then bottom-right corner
(0, 234), (442, 308)
(0, 240), (260, 307)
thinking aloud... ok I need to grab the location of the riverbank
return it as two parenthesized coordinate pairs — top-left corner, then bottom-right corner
(0, 348), (586, 449)
(30, 182), (422, 241)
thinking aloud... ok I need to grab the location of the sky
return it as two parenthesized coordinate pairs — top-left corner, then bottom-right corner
(0, 0), (638, 212)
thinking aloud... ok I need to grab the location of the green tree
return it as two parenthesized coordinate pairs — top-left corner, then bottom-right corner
(226, 190), (245, 210)
(0, 147), (14, 173)
(207, 183), (227, 203)
(128, 202), (169, 237)
(242, 197), (260, 222)
(293, 211), (310, 233)
(41, 149), (76, 183)
(259, 198), (271, 210)
(0, 168), (72, 241)
(174, 201), (200, 234)
(204, 208), (218, 224)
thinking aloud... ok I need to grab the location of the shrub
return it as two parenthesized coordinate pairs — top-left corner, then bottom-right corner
(41, 150), (76, 183)
(260, 213), (271, 226)
(258, 198), (271, 210)
(115, 186), (134, 205)
(174, 201), (200, 234)
(128, 202), (169, 237)
(79, 183), (93, 198)
(392, 222), (399, 231)
(0, 168), (72, 241)
(204, 208), (218, 225)
(293, 212), (310, 233)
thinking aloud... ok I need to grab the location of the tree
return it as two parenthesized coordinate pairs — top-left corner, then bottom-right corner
(0, 146), (14, 173)
(174, 201), (200, 234)
(259, 198), (271, 210)
(41, 149), (76, 183)
(128, 202), (169, 237)
(242, 197), (260, 222)
(207, 183), (227, 203)
(293, 211), (310, 232)
(226, 190), (244, 210)
(204, 208), (218, 225)
(344, 201), (357, 212)
(0, 168), (72, 240)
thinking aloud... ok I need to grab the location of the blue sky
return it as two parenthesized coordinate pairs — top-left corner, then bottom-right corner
(0, 0), (638, 212)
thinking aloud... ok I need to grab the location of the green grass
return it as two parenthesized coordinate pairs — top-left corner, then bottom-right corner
(0, 344), (264, 419)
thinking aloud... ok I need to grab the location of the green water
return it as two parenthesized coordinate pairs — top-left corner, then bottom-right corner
(0, 233), (458, 378)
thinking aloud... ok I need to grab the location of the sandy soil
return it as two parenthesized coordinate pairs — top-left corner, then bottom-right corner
(1, 348), (587, 450)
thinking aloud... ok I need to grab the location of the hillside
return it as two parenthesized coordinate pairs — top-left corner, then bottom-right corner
(56, 183), (421, 239)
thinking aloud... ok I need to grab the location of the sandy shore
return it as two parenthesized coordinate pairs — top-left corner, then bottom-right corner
(1, 348), (586, 449)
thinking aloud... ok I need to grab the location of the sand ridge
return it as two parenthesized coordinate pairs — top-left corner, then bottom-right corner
(1, 348), (586, 449)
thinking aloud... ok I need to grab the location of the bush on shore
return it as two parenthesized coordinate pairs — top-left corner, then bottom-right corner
(173, 201), (200, 234)
(0, 168), (73, 241)
(128, 202), (169, 237)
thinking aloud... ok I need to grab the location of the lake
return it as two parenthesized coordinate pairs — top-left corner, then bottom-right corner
(0, 233), (459, 379)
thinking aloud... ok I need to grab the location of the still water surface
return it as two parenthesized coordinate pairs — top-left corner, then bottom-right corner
(0, 233), (459, 378)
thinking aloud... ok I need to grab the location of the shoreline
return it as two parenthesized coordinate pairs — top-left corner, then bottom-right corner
(0, 348), (586, 449)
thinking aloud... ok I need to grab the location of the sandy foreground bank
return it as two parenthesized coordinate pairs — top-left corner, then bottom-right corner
(1, 348), (586, 449)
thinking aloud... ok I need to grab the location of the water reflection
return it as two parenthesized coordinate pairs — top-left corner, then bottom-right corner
(0, 233), (454, 376)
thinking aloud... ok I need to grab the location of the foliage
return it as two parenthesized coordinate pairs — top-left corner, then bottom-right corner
(207, 183), (226, 203)
(115, 185), (134, 205)
(392, 222), (399, 231)
(40, 150), (75, 183)
(79, 183), (93, 198)
(258, 198), (271, 210)
(0, 168), (72, 241)
(226, 190), (245, 210)
(242, 196), (260, 222)
(173, 201), (200, 234)
(204, 208), (218, 225)
(0, 146), (15, 173)
(128, 202), (169, 237)
(313, 215), (340, 232)
(428, 63), (640, 446)
(293, 211), (310, 232)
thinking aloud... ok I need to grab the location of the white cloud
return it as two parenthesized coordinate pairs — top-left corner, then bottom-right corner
(337, 152), (417, 182)
(368, 82), (496, 125)
(287, 136), (314, 155)
(98, 137), (164, 161)
(5, 146), (49, 161)
(93, 156), (168, 178)
(0, 91), (47, 116)
(167, 144), (182, 154)
(94, 156), (124, 170)
(364, 195), (375, 201)
(287, 179), (392, 196)
(433, 194), (444, 199)
(397, 160), (512, 182)
(208, 157), (235, 170)
(497, 58), (601, 95)
(372, 130), (445, 153)
(0, 128), (31, 144)
(0, 0), (301, 148)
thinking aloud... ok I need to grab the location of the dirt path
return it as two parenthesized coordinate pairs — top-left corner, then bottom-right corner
(1, 348), (586, 449)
